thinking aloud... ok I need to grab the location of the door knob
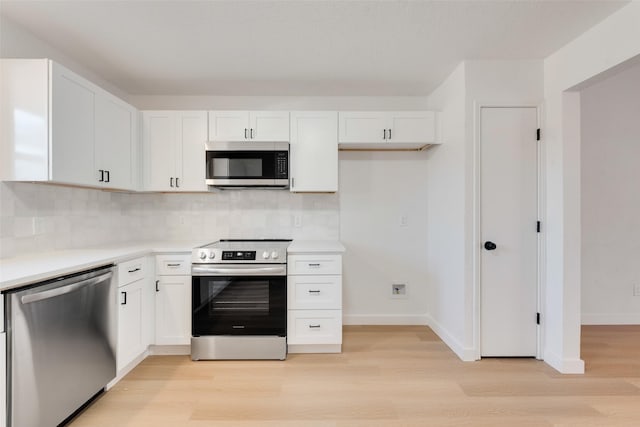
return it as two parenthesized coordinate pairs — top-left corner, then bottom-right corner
(484, 241), (497, 251)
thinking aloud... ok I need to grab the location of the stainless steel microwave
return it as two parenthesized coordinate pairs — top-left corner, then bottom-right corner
(205, 141), (289, 189)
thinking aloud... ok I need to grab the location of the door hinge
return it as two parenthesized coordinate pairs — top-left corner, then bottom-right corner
(537, 221), (541, 233)
(536, 312), (541, 325)
(536, 128), (541, 141)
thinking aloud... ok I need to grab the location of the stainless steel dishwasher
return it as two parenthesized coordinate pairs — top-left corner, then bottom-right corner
(6, 264), (117, 427)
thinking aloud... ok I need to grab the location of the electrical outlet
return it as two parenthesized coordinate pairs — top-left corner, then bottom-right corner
(400, 214), (409, 227)
(391, 283), (407, 298)
(294, 214), (302, 228)
(634, 283), (640, 296)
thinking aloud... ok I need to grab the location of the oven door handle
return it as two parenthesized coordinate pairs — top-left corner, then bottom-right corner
(192, 265), (286, 277)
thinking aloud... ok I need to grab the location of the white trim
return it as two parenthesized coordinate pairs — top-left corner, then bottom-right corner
(582, 314), (640, 325)
(342, 314), (429, 326)
(473, 104), (544, 360)
(106, 349), (149, 390)
(426, 314), (476, 361)
(544, 349), (585, 374)
(288, 344), (342, 353)
(149, 344), (190, 355)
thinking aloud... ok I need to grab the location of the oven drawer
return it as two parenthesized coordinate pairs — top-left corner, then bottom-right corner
(288, 275), (341, 310)
(287, 310), (342, 345)
(156, 254), (191, 275)
(288, 255), (342, 275)
(117, 257), (146, 287)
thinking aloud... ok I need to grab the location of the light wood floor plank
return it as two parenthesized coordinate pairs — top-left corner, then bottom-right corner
(69, 325), (640, 426)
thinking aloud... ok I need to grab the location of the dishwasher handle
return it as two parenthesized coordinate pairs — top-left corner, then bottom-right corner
(21, 271), (114, 304)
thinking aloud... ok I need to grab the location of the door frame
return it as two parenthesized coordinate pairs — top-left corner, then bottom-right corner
(472, 103), (545, 360)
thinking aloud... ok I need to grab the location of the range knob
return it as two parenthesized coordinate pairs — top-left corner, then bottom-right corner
(262, 251), (271, 259)
(209, 251), (215, 259)
(199, 252), (207, 260)
(271, 251), (279, 259)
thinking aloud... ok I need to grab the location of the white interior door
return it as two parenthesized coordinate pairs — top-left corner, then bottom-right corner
(480, 107), (538, 357)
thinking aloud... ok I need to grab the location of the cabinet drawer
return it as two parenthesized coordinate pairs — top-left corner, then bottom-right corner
(117, 257), (146, 287)
(287, 310), (342, 345)
(288, 255), (342, 275)
(156, 254), (191, 275)
(288, 275), (341, 310)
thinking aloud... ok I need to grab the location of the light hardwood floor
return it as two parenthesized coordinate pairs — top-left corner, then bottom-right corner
(70, 325), (640, 426)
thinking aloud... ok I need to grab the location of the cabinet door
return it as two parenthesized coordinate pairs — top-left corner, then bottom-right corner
(155, 275), (191, 345)
(50, 63), (96, 186)
(251, 111), (289, 141)
(208, 111), (250, 141)
(388, 111), (435, 143)
(338, 112), (386, 143)
(117, 279), (144, 371)
(176, 111), (207, 191)
(143, 111), (176, 191)
(95, 95), (136, 190)
(289, 111), (338, 192)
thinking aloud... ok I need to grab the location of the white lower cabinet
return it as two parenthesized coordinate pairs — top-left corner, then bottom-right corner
(287, 253), (343, 353)
(116, 256), (152, 373)
(154, 254), (191, 346)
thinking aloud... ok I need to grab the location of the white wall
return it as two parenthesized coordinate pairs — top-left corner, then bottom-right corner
(581, 62), (640, 325)
(424, 63), (469, 358)
(339, 151), (429, 325)
(424, 60), (544, 361)
(0, 14), (130, 100)
(543, 0), (640, 373)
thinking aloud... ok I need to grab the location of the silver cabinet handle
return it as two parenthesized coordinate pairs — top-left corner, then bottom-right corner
(166, 263), (182, 267)
(21, 271), (113, 304)
(308, 263), (321, 267)
(309, 324), (321, 328)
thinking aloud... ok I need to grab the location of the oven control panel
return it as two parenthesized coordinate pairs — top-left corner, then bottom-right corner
(222, 251), (256, 261)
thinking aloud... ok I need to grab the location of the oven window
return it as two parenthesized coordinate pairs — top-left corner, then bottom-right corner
(192, 275), (286, 336)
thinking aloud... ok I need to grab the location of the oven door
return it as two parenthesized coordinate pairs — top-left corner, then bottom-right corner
(205, 141), (289, 188)
(192, 268), (286, 336)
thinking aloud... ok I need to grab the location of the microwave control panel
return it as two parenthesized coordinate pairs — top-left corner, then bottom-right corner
(276, 152), (288, 179)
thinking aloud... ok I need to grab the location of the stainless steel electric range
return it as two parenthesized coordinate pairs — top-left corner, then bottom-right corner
(191, 239), (291, 360)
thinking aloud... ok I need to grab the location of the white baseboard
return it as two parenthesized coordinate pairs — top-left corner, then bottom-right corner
(425, 314), (476, 361)
(544, 349), (585, 374)
(343, 313), (429, 325)
(581, 313), (640, 325)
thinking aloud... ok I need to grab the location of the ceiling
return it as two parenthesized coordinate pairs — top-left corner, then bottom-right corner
(0, 0), (629, 96)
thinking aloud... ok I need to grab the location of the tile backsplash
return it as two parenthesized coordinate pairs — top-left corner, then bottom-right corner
(0, 182), (339, 258)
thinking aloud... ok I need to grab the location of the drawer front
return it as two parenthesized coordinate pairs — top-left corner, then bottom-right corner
(288, 275), (341, 310)
(288, 255), (342, 275)
(287, 310), (342, 345)
(156, 254), (191, 275)
(117, 257), (146, 287)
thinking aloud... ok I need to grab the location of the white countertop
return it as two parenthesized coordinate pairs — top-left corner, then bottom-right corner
(0, 241), (205, 292)
(0, 239), (344, 292)
(287, 240), (345, 254)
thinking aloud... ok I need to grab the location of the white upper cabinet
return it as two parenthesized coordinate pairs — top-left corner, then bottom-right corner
(0, 59), (137, 190)
(209, 111), (289, 142)
(338, 111), (440, 150)
(142, 110), (208, 192)
(289, 111), (338, 193)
